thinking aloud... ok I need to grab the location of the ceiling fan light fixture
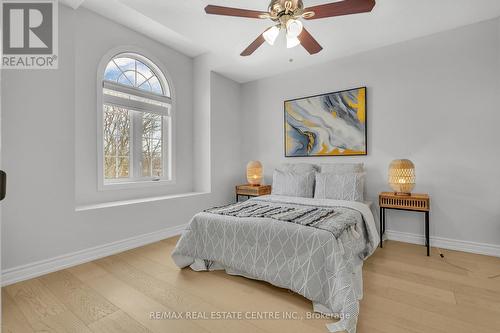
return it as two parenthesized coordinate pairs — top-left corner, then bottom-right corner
(286, 19), (303, 38)
(263, 26), (280, 45)
(286, 34), (301, 49)
(205, 0), (377, 56)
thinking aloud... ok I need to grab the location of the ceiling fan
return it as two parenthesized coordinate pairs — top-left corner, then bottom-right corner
(205, 0), (376, 56)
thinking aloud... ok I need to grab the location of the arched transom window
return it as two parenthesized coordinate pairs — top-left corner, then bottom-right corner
(104, 56), (170, 96)
(100, 53), (172, 187)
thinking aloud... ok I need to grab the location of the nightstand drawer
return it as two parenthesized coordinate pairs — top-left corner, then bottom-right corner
(235, 185), (271, 202)
(236, 184), (271, 196)
(379, 192), (430, 212)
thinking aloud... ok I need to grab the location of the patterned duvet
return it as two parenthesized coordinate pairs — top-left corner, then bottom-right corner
(171, 195), (379, 333)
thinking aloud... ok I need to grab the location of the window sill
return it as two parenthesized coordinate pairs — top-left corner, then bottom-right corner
(99, 179), (175, 191)
(75, 191), (209, 212)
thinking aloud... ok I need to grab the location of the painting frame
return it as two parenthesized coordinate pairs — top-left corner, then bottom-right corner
(284, 86), (368, 158)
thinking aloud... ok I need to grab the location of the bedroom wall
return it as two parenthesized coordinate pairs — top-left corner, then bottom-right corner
(240, 18), (500, 252)
(1, 5), (243, 275)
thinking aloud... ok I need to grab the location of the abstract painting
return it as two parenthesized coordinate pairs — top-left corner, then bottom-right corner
(284, 87), (367, 157)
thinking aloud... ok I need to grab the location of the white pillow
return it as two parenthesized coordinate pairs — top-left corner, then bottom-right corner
(314, 172), (365, 202)
(277, 163), (319, 174)
(272, 170), (315, 198)
(319, 163), (364, 174)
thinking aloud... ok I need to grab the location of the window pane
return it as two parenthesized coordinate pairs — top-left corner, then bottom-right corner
(124, 71), (136, 86)
(117, 157), (130, 178)
(117, 74), (130, 86)
(104, 61), (121, 81)
(104, 134), (116, 157)
(149, 76), (163, 95)
(136, 61), (153, 79)
(112, 58), (136, 87)
(137, 80), (153, 93)
(152, 155), (162, 177)
(142, 113), (163, 178)
(104, 156), (129, 179)
(142, 155), (151, 177)
(142, 139), (162, 177)
(143, 113), (162, 137)
(136, 73), (149, 88)
(103, 105), (130, 180)
(113, 57), (135, 72)
(104, 157), (116, 180)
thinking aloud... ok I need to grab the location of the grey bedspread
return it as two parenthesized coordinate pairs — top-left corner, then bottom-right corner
(171, 195), (379, 333)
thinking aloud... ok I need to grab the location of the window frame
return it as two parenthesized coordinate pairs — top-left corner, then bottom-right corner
(97, 48), (176, 191)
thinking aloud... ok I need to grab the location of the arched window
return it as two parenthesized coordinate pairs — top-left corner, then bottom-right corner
(100, 53), (172, 187)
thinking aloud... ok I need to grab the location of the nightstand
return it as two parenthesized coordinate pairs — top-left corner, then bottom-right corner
(236, 184), (271, 202)
(379, 192), (431, 256)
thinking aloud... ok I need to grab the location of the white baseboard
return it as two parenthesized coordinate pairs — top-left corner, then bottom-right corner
(385, 230), (500, 257)
(1, 224), (187, 286)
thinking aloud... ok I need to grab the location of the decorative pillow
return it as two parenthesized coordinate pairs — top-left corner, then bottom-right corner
(271, 170), (315, 198)
(319, 163), (364, 175)
(276, 163), (319, 174)
(314, 172), (365, 202)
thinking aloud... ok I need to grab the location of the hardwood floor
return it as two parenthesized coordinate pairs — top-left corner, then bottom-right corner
(3, 238), (500, 333)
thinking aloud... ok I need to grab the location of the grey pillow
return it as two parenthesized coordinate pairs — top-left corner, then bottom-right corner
(272, 170), (315, 198)
(319, 163), (364, 174)
(276, 163), (319, 174)
(314, 172), (365, 202)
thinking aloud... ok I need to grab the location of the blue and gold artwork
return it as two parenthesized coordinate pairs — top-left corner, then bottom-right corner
(285, 87), (367, 157)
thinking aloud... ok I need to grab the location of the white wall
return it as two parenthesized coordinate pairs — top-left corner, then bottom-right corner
(193, 54), (244, 198)
(240, 18), (500, 248)
(1, 5), (244, 272)
(2, 5), (77, 270)
(210, 72), (243, 200)
(193, 54), (212, 193)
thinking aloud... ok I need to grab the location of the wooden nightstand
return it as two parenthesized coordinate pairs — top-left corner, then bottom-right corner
(379, 192), (431, 256)
(236, 184), (271, 202)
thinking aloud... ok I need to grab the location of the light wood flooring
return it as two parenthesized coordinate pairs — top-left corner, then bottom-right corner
(3, 238), (500, 333)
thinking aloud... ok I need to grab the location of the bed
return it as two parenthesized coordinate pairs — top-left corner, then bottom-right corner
(171, 164), (379, 333)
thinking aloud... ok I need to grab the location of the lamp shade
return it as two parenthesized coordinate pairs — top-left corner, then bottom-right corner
(263, 26), (280, 46)
(388, 159), (415, 195)
(286, 35), (300, 48)
(247, 161), (263, 185)
(286, 19), (303, 38)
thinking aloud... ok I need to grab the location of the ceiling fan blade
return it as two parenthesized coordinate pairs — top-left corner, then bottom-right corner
(240, 32), (266, 56)
(298, 28), (323, 55)
(205, 5), (268, 19)
(304, 0), (375, 20)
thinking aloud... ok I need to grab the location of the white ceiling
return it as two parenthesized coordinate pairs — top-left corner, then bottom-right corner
(70, 0), (500, 83)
